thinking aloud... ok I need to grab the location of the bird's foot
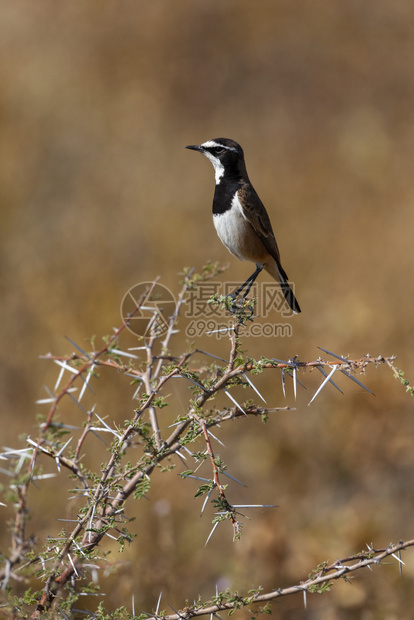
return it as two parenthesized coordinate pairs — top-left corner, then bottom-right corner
(225, 294), (255, 320)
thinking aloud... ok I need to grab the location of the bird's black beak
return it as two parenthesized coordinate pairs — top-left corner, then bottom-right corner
(185, 144), (203, 152)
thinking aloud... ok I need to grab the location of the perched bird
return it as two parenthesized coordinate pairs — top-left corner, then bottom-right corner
(186, 138), (301, 313)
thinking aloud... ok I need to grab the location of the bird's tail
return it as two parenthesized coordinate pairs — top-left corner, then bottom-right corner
(264, 262), (301, 314)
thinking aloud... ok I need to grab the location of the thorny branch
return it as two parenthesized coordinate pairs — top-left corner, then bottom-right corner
(141, 540), (414, 620)
(0, 269), (407, 619)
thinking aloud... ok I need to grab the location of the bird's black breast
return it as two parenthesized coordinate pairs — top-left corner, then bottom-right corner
(212, 178), (242, 215)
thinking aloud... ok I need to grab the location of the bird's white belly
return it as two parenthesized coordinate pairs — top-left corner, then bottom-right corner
(213, 197), (267, 265)
(213, 210), (247, 260)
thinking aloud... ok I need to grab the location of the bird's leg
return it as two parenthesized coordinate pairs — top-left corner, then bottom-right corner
(241, 266), (263, 300)
(230, 265), (262, 300)
(226, 265), (262, 315)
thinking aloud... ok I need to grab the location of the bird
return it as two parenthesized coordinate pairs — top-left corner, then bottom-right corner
(185, 138), (301, 314)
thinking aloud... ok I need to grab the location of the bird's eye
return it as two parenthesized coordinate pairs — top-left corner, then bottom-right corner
(211, 147), (225, 155)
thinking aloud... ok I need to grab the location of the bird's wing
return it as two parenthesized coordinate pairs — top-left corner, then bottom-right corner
(238, 184), (283, 267)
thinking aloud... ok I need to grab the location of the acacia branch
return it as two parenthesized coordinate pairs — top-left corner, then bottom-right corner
(0, 270), (406, 619)
(142, 540), (414, 620)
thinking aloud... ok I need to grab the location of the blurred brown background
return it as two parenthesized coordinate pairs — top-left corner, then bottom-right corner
(1, 2), (414, 618)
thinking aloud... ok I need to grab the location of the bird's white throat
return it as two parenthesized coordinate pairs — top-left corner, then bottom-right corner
(203, 152), (224, 184)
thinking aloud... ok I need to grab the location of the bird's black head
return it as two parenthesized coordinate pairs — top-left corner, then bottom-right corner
(186, 138), (247, 184)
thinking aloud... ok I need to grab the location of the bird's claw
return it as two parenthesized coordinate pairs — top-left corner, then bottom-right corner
(226, 295), (255, 319)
